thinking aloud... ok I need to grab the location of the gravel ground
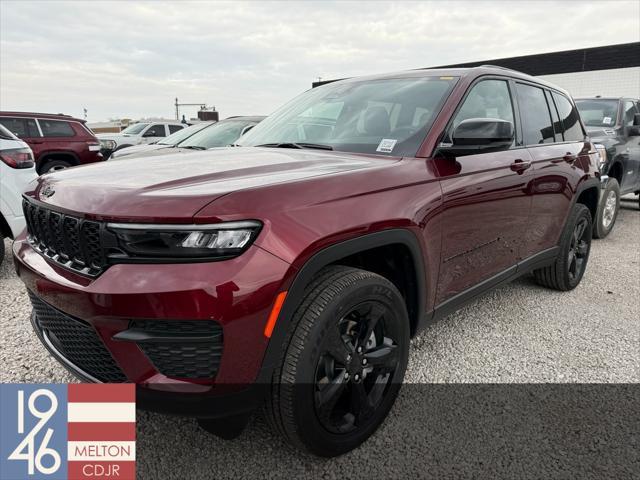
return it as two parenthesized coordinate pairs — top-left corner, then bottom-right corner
(1, 197), (638, 478)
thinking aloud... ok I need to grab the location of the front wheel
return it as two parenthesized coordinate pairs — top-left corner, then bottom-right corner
(265, 266), (410, 457)
(593, 178), (620, 238)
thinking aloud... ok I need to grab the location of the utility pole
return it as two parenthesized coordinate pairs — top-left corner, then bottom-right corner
(174, 98), (209, 120)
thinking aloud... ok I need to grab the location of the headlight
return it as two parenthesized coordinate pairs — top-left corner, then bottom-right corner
(100, 139), (117, 150)
(105, 221), (262, 260)
(594, 144), (607, 170)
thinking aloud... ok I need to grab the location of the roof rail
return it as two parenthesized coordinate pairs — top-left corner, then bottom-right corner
(478, 64), (519, 73)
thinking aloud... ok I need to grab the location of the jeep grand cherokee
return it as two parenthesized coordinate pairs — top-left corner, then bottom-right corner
(14, 66), (600, 456)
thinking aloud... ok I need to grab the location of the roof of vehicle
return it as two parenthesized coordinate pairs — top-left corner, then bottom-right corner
(0, 111), (86, 122)
(316, 65), (573, 98)
(574, 97), (639, 101)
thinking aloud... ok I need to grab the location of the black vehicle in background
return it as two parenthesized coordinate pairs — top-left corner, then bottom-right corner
(575, 97), (640, 238)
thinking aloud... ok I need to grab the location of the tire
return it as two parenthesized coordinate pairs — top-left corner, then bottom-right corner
(264, 266), (410, 457)
(40, 159), (72, 174)
(593, 178), (620, 238)
(534, 203), (592, 291)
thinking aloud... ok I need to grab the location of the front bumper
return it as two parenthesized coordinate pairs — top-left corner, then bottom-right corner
(13, 238), (292, 417)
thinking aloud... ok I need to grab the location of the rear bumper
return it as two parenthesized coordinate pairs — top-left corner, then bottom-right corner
(14, 238), (292, 417)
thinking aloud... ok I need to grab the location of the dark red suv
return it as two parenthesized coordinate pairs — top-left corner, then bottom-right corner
(0, 112), (103, 174)
(14, 66), (600, 456)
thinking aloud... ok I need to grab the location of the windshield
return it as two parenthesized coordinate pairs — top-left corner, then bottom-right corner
(158, 122), (211, 145)
(575, 99), (619, 127)
(179, 120), (254, 149)
(120, 123), (149, 135)
(238, 76), (457, 156)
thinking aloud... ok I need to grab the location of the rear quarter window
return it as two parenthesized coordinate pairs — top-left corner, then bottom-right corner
(39, 119), (76, 137)
(552, 93), (584, 142)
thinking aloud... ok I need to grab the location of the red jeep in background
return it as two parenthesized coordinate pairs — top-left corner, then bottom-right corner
(0, 112), (103, 174)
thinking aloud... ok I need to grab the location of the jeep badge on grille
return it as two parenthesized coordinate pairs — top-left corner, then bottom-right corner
(41, 185), (55, 198)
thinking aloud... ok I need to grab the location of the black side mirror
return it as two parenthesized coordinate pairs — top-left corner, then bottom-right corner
(633, 113), (640, 126)
(440, 118), (514, 156)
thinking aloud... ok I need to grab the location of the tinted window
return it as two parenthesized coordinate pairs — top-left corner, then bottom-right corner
(0, 118), (27, 137)
(552, 93), (584, 142)
(545, 90), (563, 139)
(144, 124), (166, 137)
(168, 124), (184, 134)
(516, 84), (554, 145)
(453, 79), (514, 130)
(39, 119), (75, 137)
(622, 101), (639, 126)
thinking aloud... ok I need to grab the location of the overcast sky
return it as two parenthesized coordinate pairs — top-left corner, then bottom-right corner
(1, 1), (638, 122)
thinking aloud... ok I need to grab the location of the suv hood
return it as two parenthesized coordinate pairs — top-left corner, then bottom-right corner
(31, 147), (394, 221)
(97, 133), (138, 141)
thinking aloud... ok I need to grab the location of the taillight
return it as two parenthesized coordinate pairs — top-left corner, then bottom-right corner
(0, 148), (35, 169)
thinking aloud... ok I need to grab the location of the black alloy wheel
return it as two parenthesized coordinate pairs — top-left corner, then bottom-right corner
(265, 266), (410, 457)
(567, 216), (590, 284)
(314, 300), (400, 434)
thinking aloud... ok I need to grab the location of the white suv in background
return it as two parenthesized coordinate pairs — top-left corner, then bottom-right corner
(97, 121), (186, 158)
(0, 124), (37, 265)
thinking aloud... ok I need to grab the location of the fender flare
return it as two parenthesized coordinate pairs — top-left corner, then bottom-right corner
(255, 228), (427, 384)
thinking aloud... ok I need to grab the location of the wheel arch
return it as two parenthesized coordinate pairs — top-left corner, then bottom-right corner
(607, 160), (624, 184)
(575, 181), (600, 222)
(257, 229), (427, 383)
(38, 151), (79, 173)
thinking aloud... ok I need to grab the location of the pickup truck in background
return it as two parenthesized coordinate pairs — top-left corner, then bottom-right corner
(575, 97), (640, 237)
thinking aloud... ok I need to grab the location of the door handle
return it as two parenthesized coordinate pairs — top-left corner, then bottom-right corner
(510, 159), (531, 174)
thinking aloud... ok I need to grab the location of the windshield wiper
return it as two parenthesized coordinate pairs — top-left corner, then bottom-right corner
(255, 142), (333, 151)
(181, 145), (206, 150)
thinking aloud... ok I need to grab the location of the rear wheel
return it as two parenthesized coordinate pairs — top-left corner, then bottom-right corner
(534, 203), (592, 291)
(265, 266), (409, 457)
(40, 159), (72, 174)
(593, 178), (620, 238)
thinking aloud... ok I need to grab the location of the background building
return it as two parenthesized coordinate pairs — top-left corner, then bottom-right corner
(313, 42), (640, 98)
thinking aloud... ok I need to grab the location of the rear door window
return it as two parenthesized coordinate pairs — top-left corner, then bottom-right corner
(39, 119), (76, 137)
(552, 93), (584, 142)
(516, 83), (555, 145)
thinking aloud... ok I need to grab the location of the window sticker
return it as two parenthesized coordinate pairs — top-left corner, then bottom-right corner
(376, 138), (397, 153)
(602, 117), (612, 125)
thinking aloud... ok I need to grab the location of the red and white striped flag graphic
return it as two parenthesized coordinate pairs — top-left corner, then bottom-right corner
(67, 384), (136, 480)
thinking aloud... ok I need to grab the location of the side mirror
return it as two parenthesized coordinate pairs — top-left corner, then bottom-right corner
(440, 118), (514, 156)
(633, 113), (640, 126)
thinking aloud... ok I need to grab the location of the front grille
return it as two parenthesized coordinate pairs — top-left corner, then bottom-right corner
(23, 198), (106, 276)
(129, 320), (223, 379)
(28, 291), (127, 383)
